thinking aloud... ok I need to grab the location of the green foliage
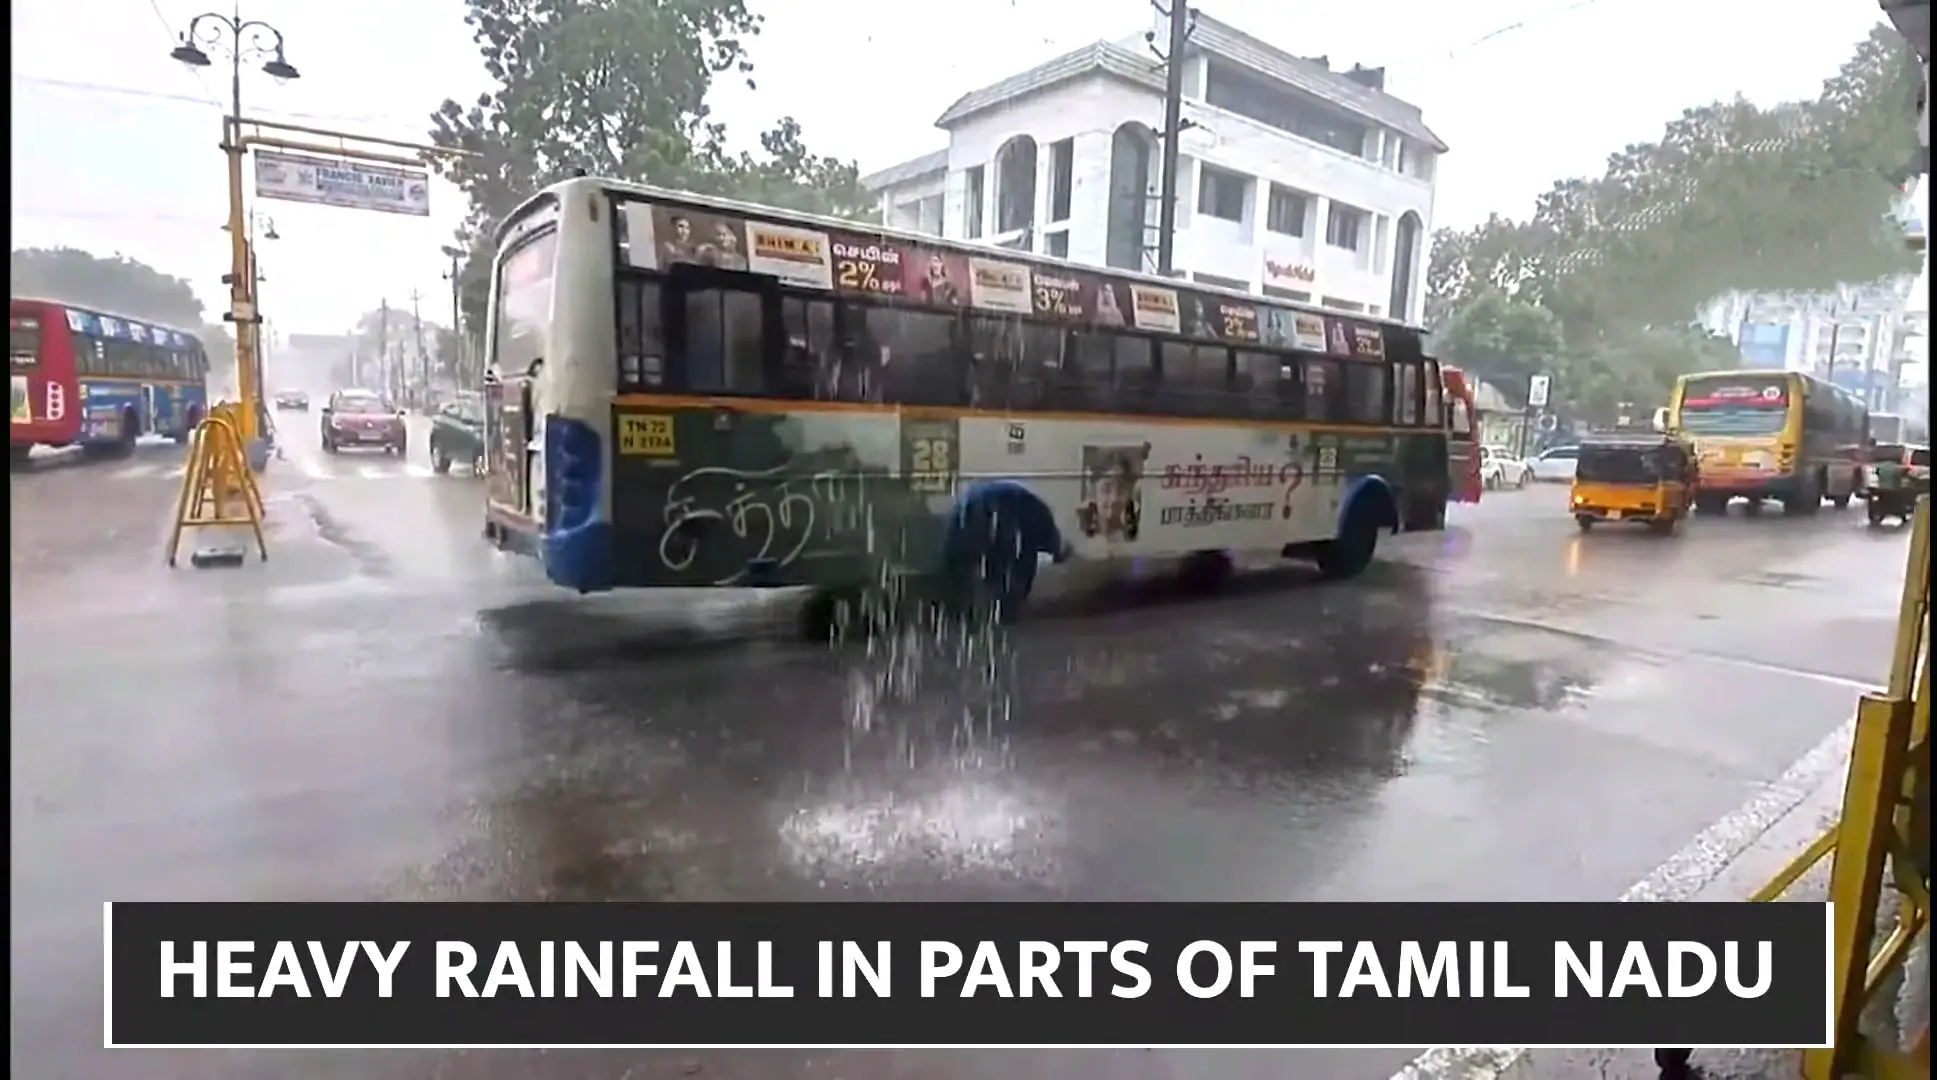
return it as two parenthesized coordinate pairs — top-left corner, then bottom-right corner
(1427, 24), (1922, 423)
(10, 247), (206, 328)
(428, 0), (872, 338)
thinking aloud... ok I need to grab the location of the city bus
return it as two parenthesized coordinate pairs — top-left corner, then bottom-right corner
(480, 177), (1452, 622)
(1667, 369), (1866, 515)
(10, 296), (210, 462)
(1441, 365), (1483, 502)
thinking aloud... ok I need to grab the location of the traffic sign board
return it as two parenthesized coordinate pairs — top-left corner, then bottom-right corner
(1528, 374), (1552, 409)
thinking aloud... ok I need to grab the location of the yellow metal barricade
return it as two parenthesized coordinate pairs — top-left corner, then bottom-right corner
(1736, 497), (1929, 1079)
(164, 404), (268, 567)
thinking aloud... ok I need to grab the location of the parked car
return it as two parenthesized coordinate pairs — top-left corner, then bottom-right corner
(321, 389), (407, 455)
(428, 396), (486, 474)
(273, 389), (309, 411)
(1479, 445), (1533, 489)
(1529, 444), (1581, 483)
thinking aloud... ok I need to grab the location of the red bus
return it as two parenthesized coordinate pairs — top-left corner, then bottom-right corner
(10, 296), (209, 463)
(1442, 365), (1483, 503)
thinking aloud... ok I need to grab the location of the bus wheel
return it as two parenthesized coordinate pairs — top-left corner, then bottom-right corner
(954, 507), (1034, 626)
(800, 587), (872, 644)
(171, 406), (203, 444)
(116, 406), (139, 455)
(1315, 501), (1381, 580)
(1742, 498), (1763, 517)
(1783, 474), (1821, 516)
(10, 443), (32, 466)
(1829, 490), (1851, 509)
(1178, 549), (1234, 593)
(1694, 494), (1728, 515)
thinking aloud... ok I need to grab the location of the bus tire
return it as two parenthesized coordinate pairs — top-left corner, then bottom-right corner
(1316, 499), (1382, 580)
(1783, 472), (1821, 516)
(117, 406), (139, 455)
(953, 503), (1034, 626)
(10, 443), (32, 466)
(171, 405), (204, 444)
(1178, 549), (1235, 593)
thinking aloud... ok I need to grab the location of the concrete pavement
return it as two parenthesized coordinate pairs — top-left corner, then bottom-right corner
(8, 431), (1917, 1079)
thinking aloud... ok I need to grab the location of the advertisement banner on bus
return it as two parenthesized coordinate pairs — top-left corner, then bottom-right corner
(828, 235), (906, 296)
(1682, 378), (1789, 408)
(1129, 284), (1180, 333)
(966, 257), (1032, 314)
(743, 221), (833, 289)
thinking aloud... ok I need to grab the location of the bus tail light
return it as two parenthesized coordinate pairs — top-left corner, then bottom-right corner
(544, 416), (602, 534)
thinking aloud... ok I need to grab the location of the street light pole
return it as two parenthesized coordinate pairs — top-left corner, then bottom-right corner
(169, 8), (300, 451)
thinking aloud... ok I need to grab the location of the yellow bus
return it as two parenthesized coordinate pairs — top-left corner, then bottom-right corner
(1668, 370), (1867, 515)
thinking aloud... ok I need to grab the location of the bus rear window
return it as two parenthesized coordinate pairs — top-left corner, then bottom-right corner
(494, 229), (558, 377)
(10, 316), (40, 367)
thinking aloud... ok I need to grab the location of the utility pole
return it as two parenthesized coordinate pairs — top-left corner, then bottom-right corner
(409, 289), (427, 409)
(1152, 0), (1195, 277)
(376, 298), (389, 398)
(441, 247), (464, 388)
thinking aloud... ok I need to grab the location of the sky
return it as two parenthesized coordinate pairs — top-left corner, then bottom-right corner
(10, 0), (1896, 336)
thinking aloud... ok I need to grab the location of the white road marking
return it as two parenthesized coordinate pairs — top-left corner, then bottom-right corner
(357, 464), (390, 480)
(1385, 716), (1858, 1080)
(109, 464), (156, 480)
(401, 463), (435, 479)
(298, 458), (332, 480)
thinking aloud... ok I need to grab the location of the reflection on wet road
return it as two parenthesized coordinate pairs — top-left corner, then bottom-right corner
(10, 445), (1913, 1078)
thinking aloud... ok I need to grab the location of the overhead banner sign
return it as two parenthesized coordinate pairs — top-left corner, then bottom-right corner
(253, 150), (431, 217)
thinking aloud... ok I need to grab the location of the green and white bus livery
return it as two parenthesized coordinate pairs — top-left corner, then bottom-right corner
(481, 177), (1452, 621)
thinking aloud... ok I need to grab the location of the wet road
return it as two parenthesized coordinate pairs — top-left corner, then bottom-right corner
(10, 423), (1915, 1079)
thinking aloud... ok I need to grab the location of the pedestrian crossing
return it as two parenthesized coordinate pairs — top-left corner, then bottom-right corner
(103, 458), (465, 483)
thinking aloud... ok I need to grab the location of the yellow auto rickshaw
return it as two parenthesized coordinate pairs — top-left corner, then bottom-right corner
(1569, 433), (1697, 534)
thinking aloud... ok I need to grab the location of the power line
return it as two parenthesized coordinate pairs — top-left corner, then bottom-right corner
(13, 74), (430, 131)
(139, 0), (221, 106)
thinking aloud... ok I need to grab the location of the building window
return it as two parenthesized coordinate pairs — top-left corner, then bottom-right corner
(1322, 297), (1365, 313)
(1046, 230), (1070, 258)
(1266, 185), (1308, 237)
(1325, 204), (1366, 251)
(1197, 166), (1248, 223)
(1263, 286), (1311, 303)
(1048, 138), (1074, 223)
(963, 166), (985, 239)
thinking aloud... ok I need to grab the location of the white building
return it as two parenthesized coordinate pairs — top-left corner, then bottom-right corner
(859, 12), (1445, 324)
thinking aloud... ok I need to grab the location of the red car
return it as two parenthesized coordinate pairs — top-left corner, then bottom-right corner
(321, 389), (407, 455)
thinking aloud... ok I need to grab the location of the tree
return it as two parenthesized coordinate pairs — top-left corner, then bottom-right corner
(1427, 24), (1922, 420)
(428, 0), (870, 337)
(10, 248), (206, 328)
(1434, 289), (1565, 394)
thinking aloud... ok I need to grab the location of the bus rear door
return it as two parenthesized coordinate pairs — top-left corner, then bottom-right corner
(1443, 366), (1482, 503)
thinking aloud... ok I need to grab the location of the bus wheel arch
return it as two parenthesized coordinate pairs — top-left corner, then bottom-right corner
(172, 404), (204, 444)
(1316, 477), (1397, 580)
(944, 481), (1061, 625)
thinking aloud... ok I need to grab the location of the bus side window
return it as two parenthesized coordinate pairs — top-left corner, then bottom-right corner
(1422, 361), (1443, 430)
(780, 296), (835, 400)
(1237, 350), (1285, 419)
(1303, 357), (1340, 422)
(1394, 361), (1422, 426)
(1068, 331), (1118, 413)
(681, 289), (765, 395)
(1343, 361), (1388, 425)
(868, 307), (963, 408)
(1112, 336), (1158, 414)
(617, 279), (664, 391)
